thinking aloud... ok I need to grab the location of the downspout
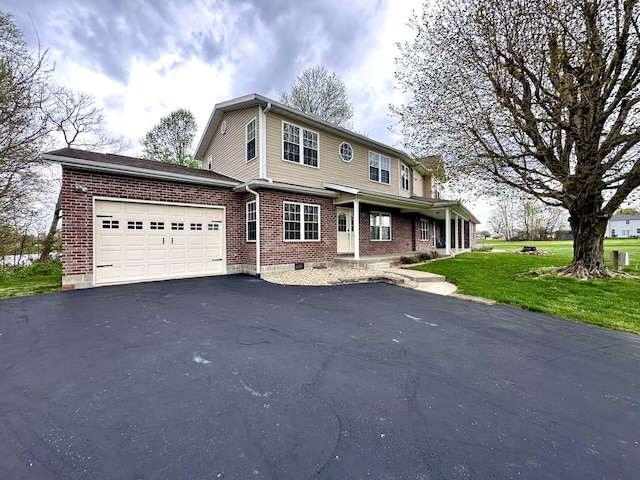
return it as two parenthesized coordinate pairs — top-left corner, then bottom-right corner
(259, 103), (273, 182)
(245, 185), (261, 276)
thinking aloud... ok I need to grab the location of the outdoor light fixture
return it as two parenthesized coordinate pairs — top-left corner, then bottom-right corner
(75, 184), (88, 193)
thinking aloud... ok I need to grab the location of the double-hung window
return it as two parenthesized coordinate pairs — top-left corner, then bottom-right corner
(246, 201), (257, 241)
(284, 202), (320, 240)
(400, 163), (410, 191)
(283, 122), (319, 167)
(420, 219), (429, 241)
(246, 118), (256, 162)
(370, 212), (391, 241)
(369, 152), (390, 184)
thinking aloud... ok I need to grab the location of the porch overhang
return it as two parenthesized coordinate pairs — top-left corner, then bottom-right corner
(324, 183), (480, 224)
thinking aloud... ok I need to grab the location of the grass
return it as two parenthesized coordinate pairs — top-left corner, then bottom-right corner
(0, 260), (62, 299)
(412, 239), (640, 334)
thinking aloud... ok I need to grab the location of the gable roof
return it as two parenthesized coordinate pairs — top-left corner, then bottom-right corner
(194, 93), (423, 168)
(609, 214), (640, 222)
(41, 148), (239, 187)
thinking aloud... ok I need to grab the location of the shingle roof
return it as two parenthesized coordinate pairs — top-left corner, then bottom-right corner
(610, 214), (640, 221)
(43, 148), (239, 184)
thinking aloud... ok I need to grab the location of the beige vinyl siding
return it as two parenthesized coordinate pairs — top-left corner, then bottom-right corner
(265, 113), (401, 194)
(413, 172), (424, 197)
(202, 107), (260, 182)
(422, 175), (433, 198)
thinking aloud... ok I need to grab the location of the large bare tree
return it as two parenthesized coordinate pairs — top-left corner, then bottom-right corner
(394, 0), (640, 277)
(39, 85), (131, 260)
(0, 10), (51, 234)
(280, 65), (354, 128)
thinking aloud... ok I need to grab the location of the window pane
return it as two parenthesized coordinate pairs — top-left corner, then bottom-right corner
(304, 205), (319, 240)
(338, 213), (347, 232)
(284, 203), (301, 240)
(303, 147), (318, 166)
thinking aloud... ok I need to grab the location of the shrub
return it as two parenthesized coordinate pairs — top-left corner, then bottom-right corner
(399, 256), (420, 264)
(1, 259), (62, 279)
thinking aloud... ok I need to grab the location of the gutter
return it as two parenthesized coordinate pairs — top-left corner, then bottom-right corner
(245, 185), (261, 276)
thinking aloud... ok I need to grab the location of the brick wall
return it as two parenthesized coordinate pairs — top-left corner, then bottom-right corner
(258, 190), (337, 266)
(358, 205), (414, 256)
(61, 168), (253, 279)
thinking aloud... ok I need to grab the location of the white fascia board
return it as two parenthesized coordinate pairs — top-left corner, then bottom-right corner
(42, 154), (239, 188)
(233, 179), (341, 198)
(324, 182), (360, 195)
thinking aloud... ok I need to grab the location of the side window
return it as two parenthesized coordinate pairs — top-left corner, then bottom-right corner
(246, 118), (256, 162)
(246, 201), (257, 241)
(401, 164), (410, 191)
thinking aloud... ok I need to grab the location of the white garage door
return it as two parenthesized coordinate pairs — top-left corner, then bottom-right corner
(95, 200), (225, 285)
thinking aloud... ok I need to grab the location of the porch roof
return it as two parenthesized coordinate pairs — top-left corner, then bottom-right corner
(324, 183), (480, 224)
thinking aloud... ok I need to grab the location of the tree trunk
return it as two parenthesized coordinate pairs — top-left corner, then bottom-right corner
(39, 189), (62, 262)
(556, 210), (609, 278)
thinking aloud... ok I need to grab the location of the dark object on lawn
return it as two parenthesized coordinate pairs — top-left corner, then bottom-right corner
(522, 246), (537, 253)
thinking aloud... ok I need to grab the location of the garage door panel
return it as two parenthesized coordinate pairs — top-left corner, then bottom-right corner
(97, 250), (124, 263)
(95, 200), (225, 286)
(124, 250), (146, 262)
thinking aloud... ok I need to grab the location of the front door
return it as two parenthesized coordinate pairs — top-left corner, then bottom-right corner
(337, 208), (354, 254)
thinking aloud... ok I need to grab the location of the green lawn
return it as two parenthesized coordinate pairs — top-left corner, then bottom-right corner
(0, 260), (62, 298)
(412, 239), (640, 334)
(0, 275), (61, 298)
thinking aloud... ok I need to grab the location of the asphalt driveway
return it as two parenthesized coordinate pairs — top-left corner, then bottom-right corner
(1, 275), (639, 479)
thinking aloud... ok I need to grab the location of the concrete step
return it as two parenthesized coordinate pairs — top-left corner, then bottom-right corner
(366, 261), (392, 270)
(383, 267), (447, 283)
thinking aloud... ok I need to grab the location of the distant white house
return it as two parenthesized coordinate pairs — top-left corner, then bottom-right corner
(606, 214), (640, 238)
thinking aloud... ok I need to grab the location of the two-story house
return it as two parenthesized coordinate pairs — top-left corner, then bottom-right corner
(44, 94), (479, 290)
(606, 214), (640, 238)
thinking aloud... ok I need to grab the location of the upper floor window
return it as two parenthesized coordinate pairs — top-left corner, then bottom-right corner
(369, 152), (390, 184)
(246, 118), (256, 162)
(626, 219), (630, 224)
(283, 122), (319, 167)
(401, 164), (410, 191)
(339, 142), (353, 162)
(284, 201), (320, 241)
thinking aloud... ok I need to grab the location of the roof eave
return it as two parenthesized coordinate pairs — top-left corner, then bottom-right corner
(42, 153), (239, 189)
(233, 179), (341, 198)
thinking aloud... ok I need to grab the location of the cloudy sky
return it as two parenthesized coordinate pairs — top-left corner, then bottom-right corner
(4, 0), (493, 223)
(5, 0), (425, 152)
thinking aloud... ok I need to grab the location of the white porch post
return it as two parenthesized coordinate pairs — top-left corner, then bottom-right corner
(445, 208), (451, 255)
(353, 199), (360, 260)
(455, 213), (460, 254)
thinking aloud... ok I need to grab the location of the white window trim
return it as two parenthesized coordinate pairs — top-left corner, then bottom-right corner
(246, 117), (257, 163)
(283, 201), (321, 242)
(281, 120), (320, 169)
(400, 163), (410, 191)
(368, 151), (391, 185)
(246, 200), (257, 242)
(370, 211), (392, 241)
(420, 218), (429, 241)
(339, 142), (353, 163)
